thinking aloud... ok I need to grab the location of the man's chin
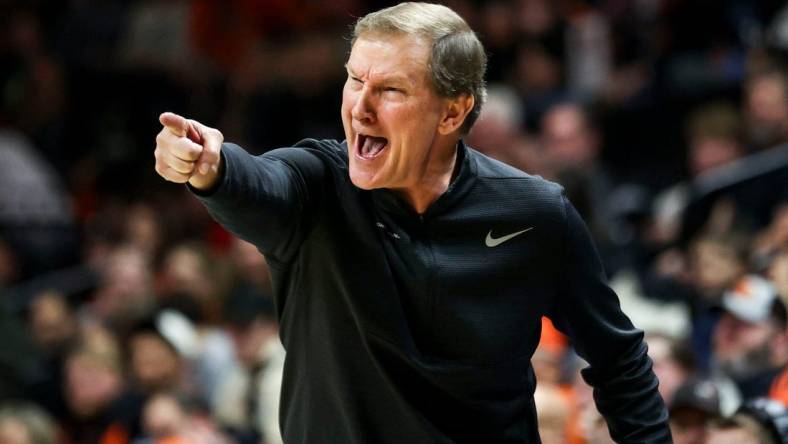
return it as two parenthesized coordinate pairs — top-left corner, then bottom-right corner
(349, 168), (379, 190)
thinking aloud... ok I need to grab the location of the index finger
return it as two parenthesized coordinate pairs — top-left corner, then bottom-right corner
(159, 112), (188, 137)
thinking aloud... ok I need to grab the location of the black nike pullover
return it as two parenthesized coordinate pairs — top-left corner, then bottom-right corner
(192, 139), (671, 443)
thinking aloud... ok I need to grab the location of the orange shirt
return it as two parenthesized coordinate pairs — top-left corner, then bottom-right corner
(769, 366), (788, 406)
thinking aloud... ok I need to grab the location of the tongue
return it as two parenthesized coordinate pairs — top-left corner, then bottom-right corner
(361, 136), (387, 158)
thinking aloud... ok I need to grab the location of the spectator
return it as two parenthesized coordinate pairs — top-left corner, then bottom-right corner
(157, 242), (220, 318)
(213, 287), (284, 444)
(465, 84), (535, 173)
(127, 311), (195, 396)
(227, 237), (273, 295)
(25, 289), (77, 419)
(61, 342), (129, 443)
(744, 68), (788, 151)
(539, 102), (616, 253)
(88, 245), (155, 335)
(0, 402), (57, 444)
(141, 392), (231, 444)
(668, 377), (722, 444)
(28, 290), (76, 357)
(706, 398), (788, 444)
(652, 102), (745, 246)
(712, 274), (788, 400)
(647, 333), (697, 405)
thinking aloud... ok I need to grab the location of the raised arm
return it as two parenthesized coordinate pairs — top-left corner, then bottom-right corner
(550, 196), (672, 443)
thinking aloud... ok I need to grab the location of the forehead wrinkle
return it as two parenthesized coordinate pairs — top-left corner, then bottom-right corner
(348, 36), (429, 88)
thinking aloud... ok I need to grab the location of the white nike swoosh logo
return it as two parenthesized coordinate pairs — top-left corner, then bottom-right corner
(485, 227), (534, 247)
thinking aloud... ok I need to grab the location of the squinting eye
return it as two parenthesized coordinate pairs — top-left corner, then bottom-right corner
(384, 87), (402, 93)
(347, 77), (363, 90)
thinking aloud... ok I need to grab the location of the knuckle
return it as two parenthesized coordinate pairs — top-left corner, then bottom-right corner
(188, 145), (203, 159)
(206, 140), (222, 157)
(180, 161), (194, 174)
(203, 146), (218, 160)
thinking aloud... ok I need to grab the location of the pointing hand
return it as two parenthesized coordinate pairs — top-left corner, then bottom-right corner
(154, 112), (224, 190)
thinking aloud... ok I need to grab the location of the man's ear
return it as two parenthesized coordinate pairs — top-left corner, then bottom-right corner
(438, 94), (475, 135)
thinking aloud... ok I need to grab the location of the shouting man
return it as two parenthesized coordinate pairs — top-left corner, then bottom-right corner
(154, 3), (670, 442)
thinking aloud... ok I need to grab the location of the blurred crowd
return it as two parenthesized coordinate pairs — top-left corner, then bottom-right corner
(1, 0), (788, 443)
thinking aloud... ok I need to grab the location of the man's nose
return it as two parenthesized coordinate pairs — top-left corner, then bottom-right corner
(351, 88), (375, 123)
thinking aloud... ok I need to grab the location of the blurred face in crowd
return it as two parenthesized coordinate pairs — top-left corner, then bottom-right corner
(465, 87), (534, 172)
(0, 405), (55, 444)
(689, 238), (744, 297)
(669, 408), (709, 444)
(0, 418), (32, 444)
(125, 203), (162, 256)
(228, 319), (277, 369)
(29, 291), (75, 354)
(342, 33), (470, 194)
(515, 44), (561, 94)
(647, 335), (689, 404)
(746, 73), (788, 146)
(688, 136), (741, 177)
(160, 244), (215, 303)
(92, 246), (154, 325)
(142, 393), (187, 441)
(517, 0), (556, 36)
(541, 104), (599, 172)
(65, 352), (123, 418)
(712, 312), (779, 377)
(129, 332), (182, 393)
(230, 238), (271, 289)
(142, 392), (229, 444)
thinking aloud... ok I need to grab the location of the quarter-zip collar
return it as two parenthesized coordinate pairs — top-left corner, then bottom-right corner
(369, 139), (477, 222)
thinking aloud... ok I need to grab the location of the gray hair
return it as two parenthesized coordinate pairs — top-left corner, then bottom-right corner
(352, 2), (487, 135)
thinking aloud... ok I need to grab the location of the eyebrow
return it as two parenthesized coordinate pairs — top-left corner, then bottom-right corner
(345, 64), (411, 87)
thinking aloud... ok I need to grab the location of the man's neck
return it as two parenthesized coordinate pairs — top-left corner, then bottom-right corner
(395, 140), (459, 215)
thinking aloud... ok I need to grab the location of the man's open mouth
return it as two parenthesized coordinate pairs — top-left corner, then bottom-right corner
(357, 134), (388, 159)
